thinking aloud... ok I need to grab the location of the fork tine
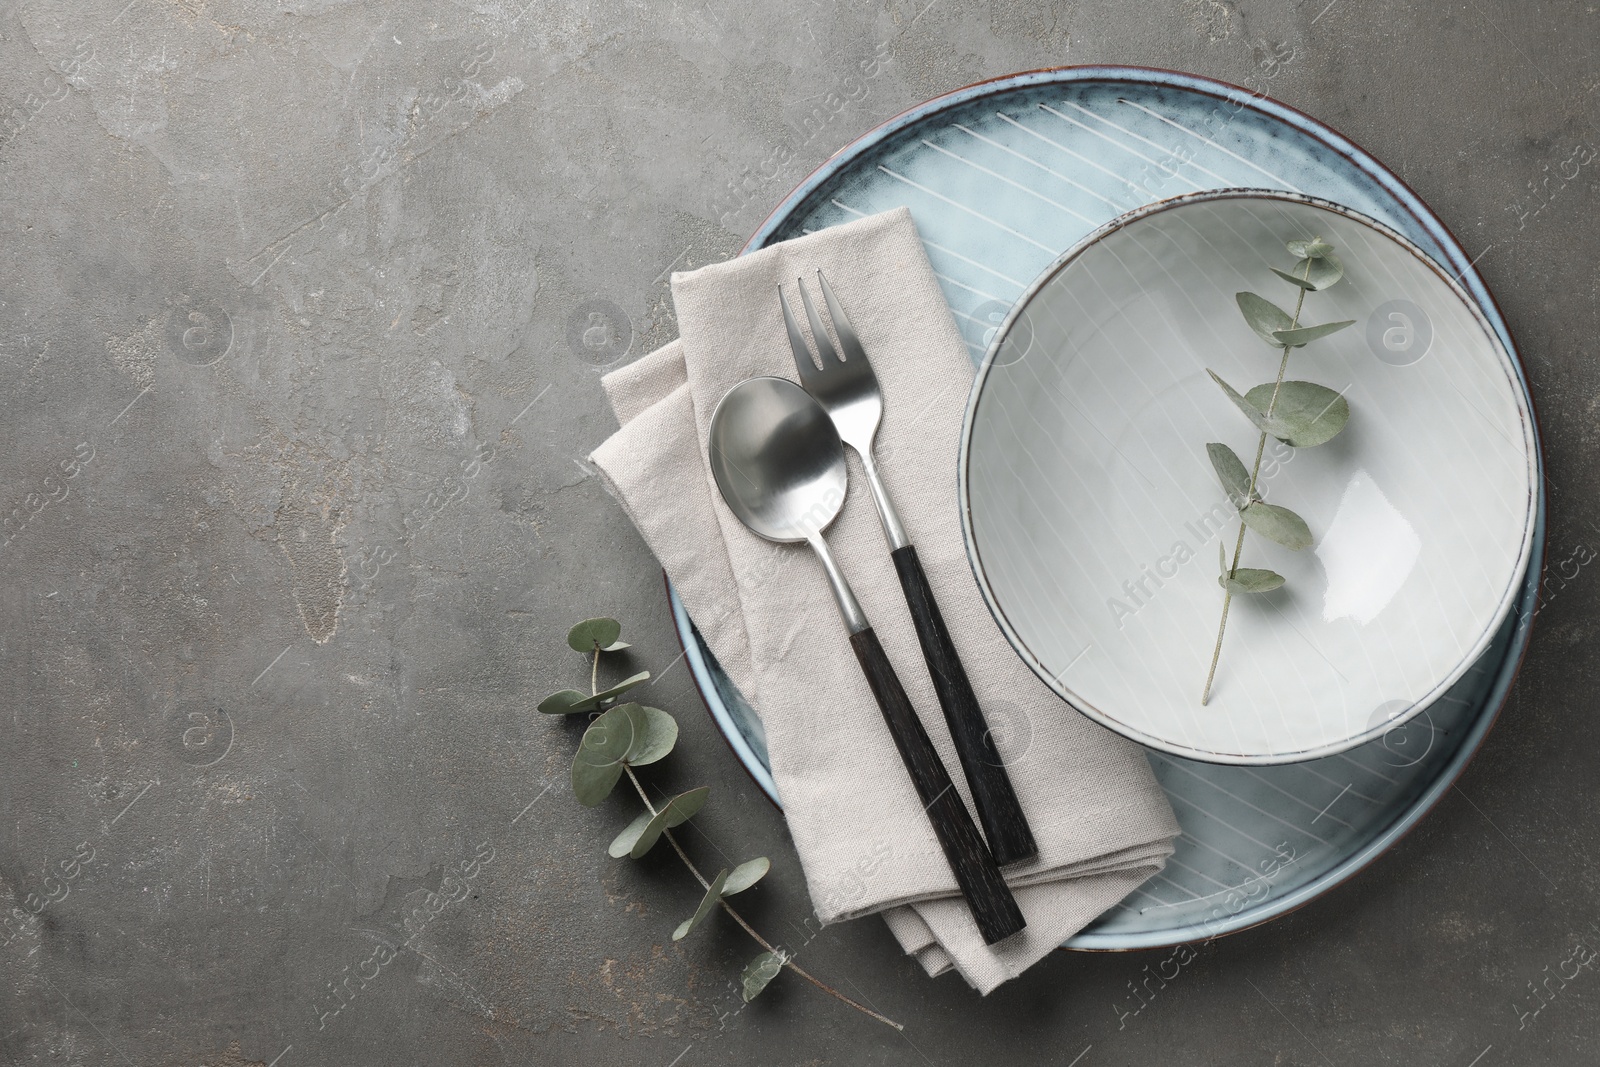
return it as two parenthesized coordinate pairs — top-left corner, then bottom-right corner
(816, 269), (869, 365)
(797, 276), (843, 367)
(778, 283), (818, 383)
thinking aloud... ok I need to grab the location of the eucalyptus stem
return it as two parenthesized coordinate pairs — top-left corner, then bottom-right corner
(592, 649), (903, 1031)
(1200, 265), (1311, 706)
(619, 766), (902, 1030)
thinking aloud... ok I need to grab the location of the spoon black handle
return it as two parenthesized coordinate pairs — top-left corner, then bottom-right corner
(892, 545), (1039, 866)
(848, 625), (1026, 945)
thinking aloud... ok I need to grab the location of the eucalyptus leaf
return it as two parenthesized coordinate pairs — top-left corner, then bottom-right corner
(627, 786), (711, 859)
(538, 671), (652, 715)
(724, 857), (771, 896)
(741, 950), (788, 1002)
(1272, 320), (1355, 347)
(573, 705), (675, 808)
(1272, 255), (1344, 291)
(1207, 370), (1286, 439)
(1286, 237), (1335, 259)
(608, 809), (655, 858)
(573, 756), (624, 809)
(1206, 442), (1253, 508)
(1218, 567), (1287, 594)
(573, 703), (651, 807)
(1302, 252), (1344, 290)
(538, 689), (591, 714)
(1243, 381), (1350, 447)
(1271, 266), (1318, 291)
(590, 671), (651, 707)
(1235, 292), (1296, 347)
(622, 705), (678, 766)
(567, 617), (627, 652)
(1219, 541), (1228, 580)
(1240, 501), (1313, 551)
(673, 868), (730, 941)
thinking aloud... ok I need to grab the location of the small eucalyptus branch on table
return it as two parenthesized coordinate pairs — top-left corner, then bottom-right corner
(1200, 237), (1355, 705)
(541, 617), (903, 1030)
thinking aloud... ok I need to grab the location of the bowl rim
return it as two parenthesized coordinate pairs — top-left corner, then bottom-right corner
(957, 187), (1539, 764)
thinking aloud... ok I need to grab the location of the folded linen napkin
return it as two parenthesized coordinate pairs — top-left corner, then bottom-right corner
(590, 207), (1179, 993)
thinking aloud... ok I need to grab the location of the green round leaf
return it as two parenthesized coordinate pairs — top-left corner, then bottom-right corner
(1286, 237), (1335, 259)
(1240, 501), (1312, 551)
(573, 704), (647, 806)
(567, 617), (624, 653)
(741, 950), (787, 1002)
(724, 857), (770, 896)
(608, 810), (655, 858)
(628, 786), (711, 859)
(673, 868), (730, 941)
(572, 759), (623, 808)
(1235, 291), (1295, 347)
(538, 689), (590, 715)
(1208, 370), (1286, 440)
(570, 704), (677, 808)
(623, 705), (678, 766)
(1302, 252), (1344, 290)
(1270, 266), (1318, 291)
(1271, 320), (1355, 348)
(1273, 254), (1343, 291)
(1205, 442), (1253, 508)
(1219, 567), (1287, 594)
(539, 671), (652, 715)
(590, 671), (650, 707)
(1244, 381), (1350, 447)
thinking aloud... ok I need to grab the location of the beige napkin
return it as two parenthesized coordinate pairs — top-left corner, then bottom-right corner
(590, 207), (1179, 993)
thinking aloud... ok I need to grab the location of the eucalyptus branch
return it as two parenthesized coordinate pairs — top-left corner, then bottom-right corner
(1198, 239), (1357, 705)
(620, 764), (903, 1030)
(1202, 269), (1308, 705)
(544, 616), (902, 1030)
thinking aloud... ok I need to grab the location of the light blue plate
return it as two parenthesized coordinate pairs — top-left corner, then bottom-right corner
(670, 67), (1544, 950)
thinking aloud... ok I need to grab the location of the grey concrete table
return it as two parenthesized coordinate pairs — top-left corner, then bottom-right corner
(1, 0), (1596, 1063)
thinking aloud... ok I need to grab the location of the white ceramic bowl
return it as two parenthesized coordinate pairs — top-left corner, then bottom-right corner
(960, 190), (1537, 764)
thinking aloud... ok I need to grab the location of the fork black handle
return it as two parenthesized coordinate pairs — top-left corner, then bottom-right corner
(848, 625), (1026, 945)
(892, 545), (1039, 866)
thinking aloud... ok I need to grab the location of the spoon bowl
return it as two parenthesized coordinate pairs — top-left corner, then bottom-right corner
(708, 376), (847, 544)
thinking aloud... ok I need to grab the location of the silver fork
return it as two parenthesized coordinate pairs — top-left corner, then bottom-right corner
(779, 270), (1038, 866)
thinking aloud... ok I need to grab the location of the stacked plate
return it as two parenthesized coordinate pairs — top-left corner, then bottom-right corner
(672, 68), (1543, 948)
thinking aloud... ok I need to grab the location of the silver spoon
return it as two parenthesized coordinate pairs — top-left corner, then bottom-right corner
(707, 376), (1025, 945)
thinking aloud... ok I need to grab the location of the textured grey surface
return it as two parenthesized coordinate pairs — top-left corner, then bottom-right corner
(0, 0), (1596, 1063)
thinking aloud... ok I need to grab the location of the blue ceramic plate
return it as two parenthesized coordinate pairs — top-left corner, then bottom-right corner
(670, 67), (1544, 950)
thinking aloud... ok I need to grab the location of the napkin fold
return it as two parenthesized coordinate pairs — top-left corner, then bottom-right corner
(590, 207), (1179, 993)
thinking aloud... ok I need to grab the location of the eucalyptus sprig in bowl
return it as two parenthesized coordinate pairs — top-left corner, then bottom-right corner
(1200, 235), (1354, 704)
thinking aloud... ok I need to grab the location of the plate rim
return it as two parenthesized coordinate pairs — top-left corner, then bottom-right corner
(957, 187), (1538, 764)
(741, 64), (1519, 350)
(669, 64), (1548, 950)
